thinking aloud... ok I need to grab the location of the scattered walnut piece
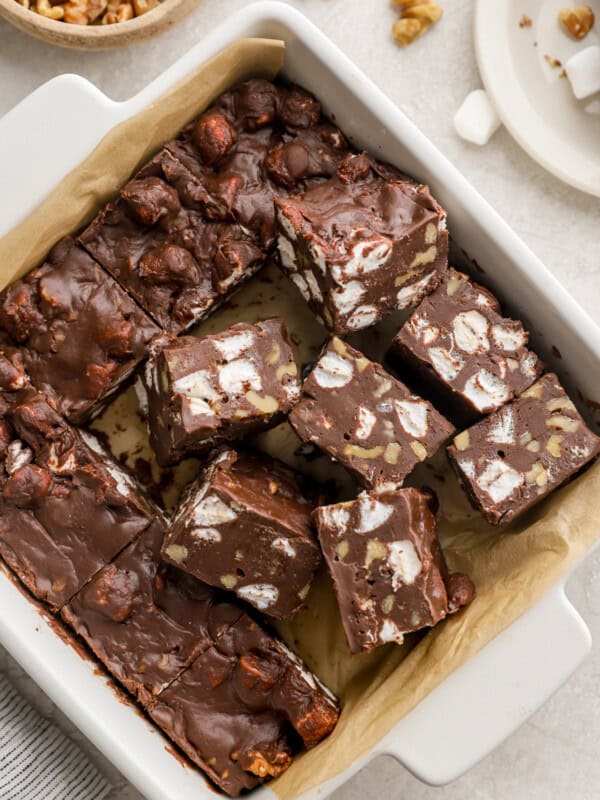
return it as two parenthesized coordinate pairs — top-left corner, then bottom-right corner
(544, 54), (563, 68)
(558, 6), (595, 39)
(392, 1), (444, 47)
(519, 13), (533, 28)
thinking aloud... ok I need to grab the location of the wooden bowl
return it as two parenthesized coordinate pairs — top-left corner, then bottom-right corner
(0, 0), (200, 49)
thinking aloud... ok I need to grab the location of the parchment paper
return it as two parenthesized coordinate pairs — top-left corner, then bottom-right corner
(1, 37), (600, 800)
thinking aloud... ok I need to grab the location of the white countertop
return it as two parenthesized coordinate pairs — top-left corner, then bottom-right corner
(1, 1), (599, 798)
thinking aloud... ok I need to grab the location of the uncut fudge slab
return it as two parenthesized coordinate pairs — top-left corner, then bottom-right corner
(0, 389), (155, 610)
(149, 613), (340, 796)
(165, 79), (351, 250)
(447, 373), (600, 525)
(0, 237), (159, 423)
(162, 447), (322, 620)
(315, 488), (475, 653)
(274, 152), (448, 335)
(62, 521), (243, 705)
(80, 147), (264, 333)
(388, 269), (543, 423)
(138, 318), (300, 466)
(289, 337), (455, 491)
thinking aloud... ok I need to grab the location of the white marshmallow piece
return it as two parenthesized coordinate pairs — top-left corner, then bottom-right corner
(565, 46), (600, 100)
(453, 90), (501, 146)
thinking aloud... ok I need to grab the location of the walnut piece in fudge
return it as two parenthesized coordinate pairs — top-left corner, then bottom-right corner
(289, 337), (455, 491)
(274, 153), (448, 335)
(80, 148), (264, 334)
(62, 521), (243, 706)
(0, 389), (155, 610)
(447, 373), (600, 525)
(0, 238), (159, 423)
(388, 269), (543, 423)
(138, 318), (300, 466)
(162, 448), (322, 620)
(315, 488), (475, 654)
(148, 613), (339, 796)
(165, 80), (350, 250)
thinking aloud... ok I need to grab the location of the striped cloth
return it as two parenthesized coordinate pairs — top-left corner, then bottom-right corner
(0, 673), (111, 800)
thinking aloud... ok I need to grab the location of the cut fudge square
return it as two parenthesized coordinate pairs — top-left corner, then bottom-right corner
(80, 147), (264, 333)
(138, 318), (301, 466)
(62, 521), (243, 706)
(388, 268), (543, 422)
(289, 337), (455, 491)
(0, 237), (159, 423)
(148, 613), (339, 796)
(0, 388), (155, 610)
(314, 488), (475, 654)
(447, 373), (600, 525)
(274, 152), (448, 335)
(162, 447), (322, 620)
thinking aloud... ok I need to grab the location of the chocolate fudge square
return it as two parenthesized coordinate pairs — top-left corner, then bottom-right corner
(447, 373), (600, 525)
(62, 521), (243, 705)
(274, 152), (448, 335)
(0, 238), (159, 423)
(388, 269), (543, 422)
(162, 448), (322, 620)
(289, 337), (455, 491)
(0, 389), (154, 610)
(80, 147), (264, 333)
(165, 80), (350, 250)
(149, 613), (339, 796)
(315, 488), (474, 653)
(138, 318), (300, 466)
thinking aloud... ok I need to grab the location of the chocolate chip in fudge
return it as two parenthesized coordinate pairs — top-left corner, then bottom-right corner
(162, 447), (322, 620)
(447, 373), (600, 525)
(289, 337), (454, 491)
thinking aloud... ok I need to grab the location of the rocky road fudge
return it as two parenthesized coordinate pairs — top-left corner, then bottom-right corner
(148, 613), (339, 796)
(62, 521), (243, 705)
(80, 148), (264, 334)
(315, 488), (474, 653)
(165, 80), (351, 250)
(447, 373), (600, 525)
(274, 152), (448, 335)
(388, 269), (543, 423)
(289, 337), (455, 491)
(138, 318), (300, 466)
(0, 238), (158, 423)
(0, 387), (155, 610)
(162, 448), (321, 620)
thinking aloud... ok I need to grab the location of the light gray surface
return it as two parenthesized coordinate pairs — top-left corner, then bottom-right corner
(0, 1), (599, 798)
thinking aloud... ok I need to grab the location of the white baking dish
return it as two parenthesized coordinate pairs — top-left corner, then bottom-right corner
(0, 3), (599, 797)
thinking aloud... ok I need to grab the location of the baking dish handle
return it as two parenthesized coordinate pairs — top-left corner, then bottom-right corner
(378, 585), (591, 785)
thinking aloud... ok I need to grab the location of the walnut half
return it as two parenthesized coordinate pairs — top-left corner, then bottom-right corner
(392, 1), (444, 47)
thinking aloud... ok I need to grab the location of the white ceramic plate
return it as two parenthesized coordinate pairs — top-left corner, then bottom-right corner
(474, 0), (600, 196)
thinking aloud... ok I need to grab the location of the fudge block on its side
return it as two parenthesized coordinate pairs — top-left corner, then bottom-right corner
(148, 613), (340, 796)
(289, 337), (455, 491)
(162, 447), (322, 620)
(447, 373), (600, 525)
(138, 318), (300, 466)
(315, 488), (474, 653)
(0, 238), (159, 423)
(388, 268), (543, 423)
(275, 152), (448, 335)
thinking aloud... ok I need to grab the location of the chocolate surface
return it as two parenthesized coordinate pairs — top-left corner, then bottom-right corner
(162, 447), (322, 620)
(315, 488), (474, 653)
(62, 520), (242, 705)
(138, 318), (300, 465)
(274, 153), (448, 335)
(0, 388), (154, 609)
(389, 268), (543, 423)
(447, 373), (600, 524)
(80, 149), (264, 334)
(289, 337), (455, 491)
(149, 613), (339, 796)
(0, 238), (158, 423)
